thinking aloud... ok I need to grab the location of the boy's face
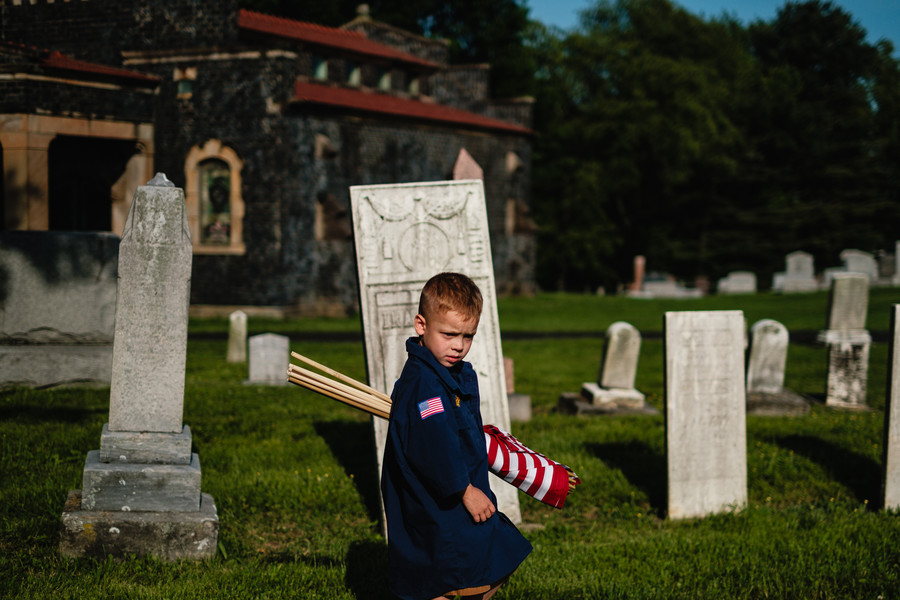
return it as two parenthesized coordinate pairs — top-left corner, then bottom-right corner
(414, 309), (479, 368)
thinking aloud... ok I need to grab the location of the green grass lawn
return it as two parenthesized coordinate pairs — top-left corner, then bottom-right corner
(3, 290), (900, 599)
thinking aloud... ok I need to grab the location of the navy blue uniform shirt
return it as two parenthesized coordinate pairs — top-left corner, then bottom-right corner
(381, 337), (532, 600)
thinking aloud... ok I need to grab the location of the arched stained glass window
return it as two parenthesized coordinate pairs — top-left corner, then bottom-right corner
(199, 159), (231, 245)
(185, 140), (245, 254)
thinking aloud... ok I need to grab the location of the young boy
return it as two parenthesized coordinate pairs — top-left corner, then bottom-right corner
(381, 272), (532, 600)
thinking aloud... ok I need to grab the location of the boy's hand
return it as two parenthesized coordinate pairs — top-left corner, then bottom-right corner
(461, 484), (495, 523)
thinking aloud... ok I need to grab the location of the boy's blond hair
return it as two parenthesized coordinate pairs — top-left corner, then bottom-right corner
(418, 272), (483, 323)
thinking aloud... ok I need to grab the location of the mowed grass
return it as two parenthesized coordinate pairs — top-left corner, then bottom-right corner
(2, 289), (900, 599)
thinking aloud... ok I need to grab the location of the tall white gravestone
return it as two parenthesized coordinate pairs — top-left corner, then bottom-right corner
(664, 310), (747, 519)
(60, 174), (217, 560)
(883, 305), (900, 509)
(350, 179), (521, 524)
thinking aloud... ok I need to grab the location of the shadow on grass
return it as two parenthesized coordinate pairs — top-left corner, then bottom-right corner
(345, 540), (392, 600)
(314, 420), (383, 525)
(585, 441), (667, 517)
(773, 434), (882, 508)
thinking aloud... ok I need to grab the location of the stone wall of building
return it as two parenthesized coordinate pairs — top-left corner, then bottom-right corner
(1, 0), (240, 65)
(342, 17), (450, 66)
(0, 78), (155, 124)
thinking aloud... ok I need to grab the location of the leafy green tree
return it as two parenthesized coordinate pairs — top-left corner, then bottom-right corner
(745, 1), (900, 273)
(532, 0), (750, 290)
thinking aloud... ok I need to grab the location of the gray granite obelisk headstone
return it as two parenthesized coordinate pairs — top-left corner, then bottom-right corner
(818, 273), (871, 409)
(350, 179), (521, 524)
(227, 310), (248, 363)
(60, 174), (217, 560)
(883, 305), (900, 510)
(665, 310), (747, 519)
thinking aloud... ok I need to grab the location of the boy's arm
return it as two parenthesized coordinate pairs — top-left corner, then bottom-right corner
(461, 484), (495, 523)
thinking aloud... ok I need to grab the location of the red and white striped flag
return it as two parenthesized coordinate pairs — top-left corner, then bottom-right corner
(483, 424), (581, 509)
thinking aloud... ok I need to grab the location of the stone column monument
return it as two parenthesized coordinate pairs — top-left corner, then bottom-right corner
(883, 305), (900, 510)
(60, 174), (218, 560)
(665, 310), (747, 519)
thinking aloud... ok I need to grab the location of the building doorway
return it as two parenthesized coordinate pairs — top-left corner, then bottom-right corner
(48, 136), (140, 231)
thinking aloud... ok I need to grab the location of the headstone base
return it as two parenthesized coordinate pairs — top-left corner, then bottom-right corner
(0, 344), (113, 389)
(557, 392), (658, 416)
(100, 423), (192, 464)
(81, 451), (202, 512)
(59, 490), (218, 561)
(508, 393), (531, 422)
(581, 383), (648, 410)
(746, 390), (810, 416)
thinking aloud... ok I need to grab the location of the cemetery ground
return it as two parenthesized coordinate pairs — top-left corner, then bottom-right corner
(3, 289), (900, 599)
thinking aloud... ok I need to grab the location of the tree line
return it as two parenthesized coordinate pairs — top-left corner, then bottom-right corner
(241, 0), (900, 292)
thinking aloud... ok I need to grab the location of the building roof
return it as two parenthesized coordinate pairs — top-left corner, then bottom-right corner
(292, 81), (532, 135)
(238, 10), (440, 70)
(0, 41), (159, 85)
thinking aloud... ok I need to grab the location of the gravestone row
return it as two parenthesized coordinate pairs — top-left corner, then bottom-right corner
(41, 172), (897, 561)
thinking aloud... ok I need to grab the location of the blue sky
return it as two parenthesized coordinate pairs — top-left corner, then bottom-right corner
(526, 0), (900, 50)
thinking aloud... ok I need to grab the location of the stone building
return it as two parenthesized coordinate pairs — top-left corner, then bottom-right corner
(0, 1), (535, 314)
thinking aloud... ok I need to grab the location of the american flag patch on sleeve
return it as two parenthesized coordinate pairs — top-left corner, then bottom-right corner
(418, 396), (444, 419)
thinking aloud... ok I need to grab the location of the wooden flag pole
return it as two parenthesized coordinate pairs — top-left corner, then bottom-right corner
(291, 351), (392, 403)
(287, 364), (390, 415)
(287, 373), (390, 420)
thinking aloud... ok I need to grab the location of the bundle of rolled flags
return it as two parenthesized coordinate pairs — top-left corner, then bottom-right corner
(288, 352), (581, 508)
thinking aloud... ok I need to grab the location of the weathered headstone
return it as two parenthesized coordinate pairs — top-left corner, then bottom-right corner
(226, 310), (248, 363)
(747, 320), (788, 394)
(746, 319), (809, 415)
(717, 271), (757, 295)
(246, 333), (290, 385)
(840, 249), (877, 282)
(0, 231), (119, 388)
(781, 251), (819, 293)
(60, 173), (217, 560)
(350, 179), (521, 523)
(882, 305), (900, 510)
(580, 321), (652, 413)
(818, 273), (871, 408)
(664, 310), (747, 519)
